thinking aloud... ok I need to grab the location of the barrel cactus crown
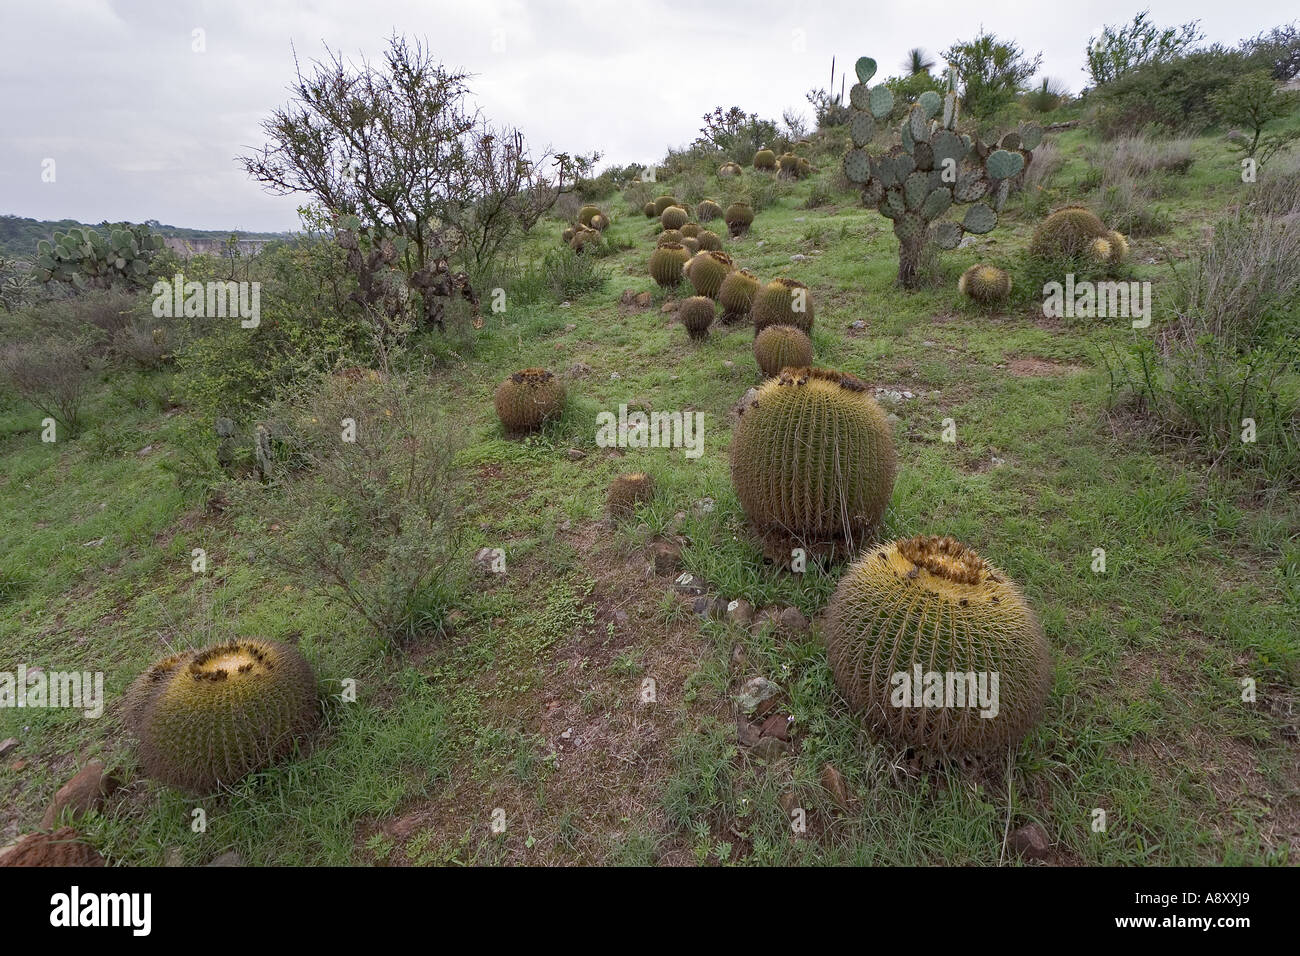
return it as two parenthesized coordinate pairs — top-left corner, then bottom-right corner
(697, 199), (724, 222)
(753, 324), (813, 376)
(661, 205), (688, 231)
(679, 296), (716, 341)
(578, 204), (602, 227)
(494, 368), (566, 433)
(653, 195), (677, 216)
(824, 535), (1051, 755)
(718, 268), (761, 323)
(687, 250), (735, 298)
(125, 639), (319, 792)
(724, 202), (754, 238)
(1029, 205), (1111, 259)
(696, 229), (723, 251)
(1088, 237), (1112, 263)
(753, 149), (777, 171)
(958, 264), (1012, 305)
(642, 201), (657, 218)
(751, 278), (814, 335)
(841, 54), (1041, 288)
(730, 367), (896, 561)
(649, 242), (690, 288)
(607, 472), (656, 518)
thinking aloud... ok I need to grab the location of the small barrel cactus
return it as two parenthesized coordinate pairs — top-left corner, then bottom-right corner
(1029, 206), (1111, 260)
(751, 278), (814, 335)
(494, 368), (566, 433)
(679, 296), (716, 341)
(686, 250), (735, 299)
(718, 268), (761, 323)
(696, 229), (722, 251)
(824, 535), (1051, 755)
(681, 236), (701, 254)
(1105, 230), (1129, 265)
(1088, 237), (1112, 263)
(753, 324), (813, 376)
(649, 242), (690, 288)
(642, 202), (657, 217)
(656, 229), (684, 246)
(718, 162), (743, 177)
(680, 222), (701, 238)
(590, 213), (608, 231)
(958, 264), (1012, 305)
(730, 367), (896, 561)
(570, 226), (602, 253)
(661, 205), (688, 231)
(697, 199), (723, 222)
(753, 149), (777, 171)
(578, 205), (602, 227)
(724, 202), (754, 238)
(125, 639), (319, 793)
(607, 472), (656, 518)
(562, 226), (575, 244)
(653, 195), (677, 216)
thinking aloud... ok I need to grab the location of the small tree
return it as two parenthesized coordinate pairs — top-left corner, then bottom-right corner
(696, 107), (780, 162)
(1085, 10), (1203, 87)
(942, 31), (1042, 119)
(1242, 23), (1300, 82)
(1211, 71), (1300, 166)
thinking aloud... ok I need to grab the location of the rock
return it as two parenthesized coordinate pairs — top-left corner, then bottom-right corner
(472, 547), (504, 574)
(849, 320), (865, 330)
(791, 254), (809, 262)
(1008, 822), (1052, 861)
(778, 607), (809, 633)
(0, 738), (17, 759)
(565, 448), (586, 461)
(725, 599), (754, 626)
(732, 386), (760, 421)
(612, 609), (629, 625)
(730, 643), (746, 668)
(760, 712), (792, 741)
(10, 759), (27, 772)
(692, 497), (715, 516)
(673, 572), (704, 596)
(723, 360), (734, 369)
(661, 301), (678, 314)
(692, 595), (727, 618)
(136, 444), (153, 456)
(620, 289), (637, 305)
(566, 362), (593, 379)
(635, 292), (652, 308)
(751, 736), (790, 761)
(753, 607), (781, 632)
(756, 241), (765, 248)
(610, 372), (621, 381)
(647, 540), (682, 575)
(820, 763), (850, 810)
(40, 760), (119, 829)
(0, 828), (104, 867)
(736, 677), (780, 717)
(164, 846), (186, 867)
(206, 850), (244, 867)
(560, 302), (572, 309)
(737, 719), (763, 748)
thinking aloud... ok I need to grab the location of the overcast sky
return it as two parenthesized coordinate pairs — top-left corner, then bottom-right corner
(0, 0), (1286, 232)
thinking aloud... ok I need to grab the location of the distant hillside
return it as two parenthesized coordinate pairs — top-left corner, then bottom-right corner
(0, 214), (292, 258)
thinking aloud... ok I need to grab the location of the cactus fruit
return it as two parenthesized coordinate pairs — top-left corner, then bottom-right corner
(656, 229), (684, 246)
(751, 278), (814, 335)
(578, 205), (602, 227)
(661, 206), (689, 231)
(680, 296), (716, 340)
(1029, 205), (1111, 260)
(718, 161), (743, 177)
(697, 199), (723, 222)
(717, 268), (760, 323)
(753, 149), (777, 171)
(125, 640), (319, 792)
(724, 202), (754, 238)
(696, 229), (722, 251)
(607, 472), (656, 518)
(958, 264), (1012, 305)
(494, 368), (566, 433)
(649, 243), (690, 288)
(823, 535), (1051, 755)
(680, 222), (701, 238)
(643, 202), (657, 218)
(753, 324), (813, 376)
(653, 195), (677, 216)
(686, 250), (735, 299)
(730, 367), (896, 561)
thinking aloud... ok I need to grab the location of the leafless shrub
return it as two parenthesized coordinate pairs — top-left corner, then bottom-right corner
(0, 337), (102, 435)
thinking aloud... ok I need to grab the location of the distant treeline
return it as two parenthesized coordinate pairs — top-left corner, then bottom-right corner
(0, 214), (291, 259)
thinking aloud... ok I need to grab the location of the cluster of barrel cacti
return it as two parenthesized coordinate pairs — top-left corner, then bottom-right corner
(777, 152), (812, 180)
(841, 55), (1042, 289)
(562, 204), (608, 252)
(35, 224), (164, 290)
(1030, 206), (1128, 267)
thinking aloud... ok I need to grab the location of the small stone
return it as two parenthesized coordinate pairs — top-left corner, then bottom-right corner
(565, 448), (586, 461)
(849, 320), (865, 330)
(692, 497), (715, 516)
(136, 445), (153, 456)
(790, 254), (809, 262)
(736, 677), (780, 717)
(751, 736), (789, 761)
(40, 760), (119, 829)
(673, 572), (704, 596)
(756, 240), (765, 248)
(558, 519), (572, 531)
(610, 372), (621, 381)
(760, 712), (792, 741)
(620, 289), (637, 305)
(206, 850), (244, 867)
(83, 537), (105, 548)
(472, 547), (504, 573)
(612, 609), (629, 625)
(566, 362), (593, 378)
(730, 643), (747, 668)
(821, 763), (850, 810)
(164, 846), (185, 867)
(778, 607), (809, 633)
(736, 719), (763, 748)
(923, 339), (936, 347)
(647, 540), (682, 575)
(661, 301), (678, 314)
(0, 738), (17, 759)
(1008, 822), (1052, 861)
(722, 360), (734, 369)
(9, 759), (27, 772)
(560, 301), (572, 308)
(726, 599), (754, 626)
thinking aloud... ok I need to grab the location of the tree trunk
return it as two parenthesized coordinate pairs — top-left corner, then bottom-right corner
(897, 234), (926, 290)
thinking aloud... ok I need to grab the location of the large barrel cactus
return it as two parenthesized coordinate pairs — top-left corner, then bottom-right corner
(642, 201), (657, 218)
(686, 250), (734, 298)
(1029, 205), (1110, 259)
(125, 640), (320, 792)
(724, 202), (754, 238)
(753, 324), (813, 376)
(717, 268), (760, 323)
(578, 204), (602, 227)
(696, 229), (723, 251)
(494, 368), (566, 433)
(751, 278), (814, 335)
(650, 243), (690, 288)
(679, 296), (716, 341)
(656, 229), (684, 247)
(824, 535), (1051, 755)
(730, 367), (896, 560)
(653, 195), (677, 216)
(697, 199), (724, 222)
(753, 149), (777, 171)
(661, 205), (688, 231)
(841, 55), (1040, 288)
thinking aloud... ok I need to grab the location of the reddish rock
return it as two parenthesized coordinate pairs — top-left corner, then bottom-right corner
(40, 759), (119, 829)
(1008, 822), (1052, 861)
(760, 712), (792, 741)
(820, 763), (850, 810)
(0, 828), (104, 867)
(647, 540), (682, 575)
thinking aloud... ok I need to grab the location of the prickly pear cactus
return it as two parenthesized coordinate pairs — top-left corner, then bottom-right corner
(34, 223), (165, 291)
(841, 55), (1043, 289)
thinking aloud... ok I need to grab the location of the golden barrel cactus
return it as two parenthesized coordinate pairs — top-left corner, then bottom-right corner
(753, 149), (777, 171)
(751, 278), (814, 335)
(697, 199), (723, 222)
(696, 229), (722, 251)
(958, 264), (1012, 305)
(642, 202), (657, 218)
(686, 250), (735, 299)
(607, 472), (656, 518)
(724, 202), (754, 238)
(661, 205), (688, 231)
(578, 204), (602, 227)
(679, 296), (716, 341)
(494, 368), (566, 433)
(1029, 205), (1111, 260)
(653, 195), (677, 216)
(718, 268), (760, 323)
(649, 242), (690, 288)
(753, 324), (813, 376)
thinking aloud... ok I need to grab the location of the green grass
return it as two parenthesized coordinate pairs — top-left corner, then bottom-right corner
(1, 122), (1296, 866)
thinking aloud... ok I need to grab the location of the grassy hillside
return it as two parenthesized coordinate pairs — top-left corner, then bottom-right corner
(1, 121), (1296, 866)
